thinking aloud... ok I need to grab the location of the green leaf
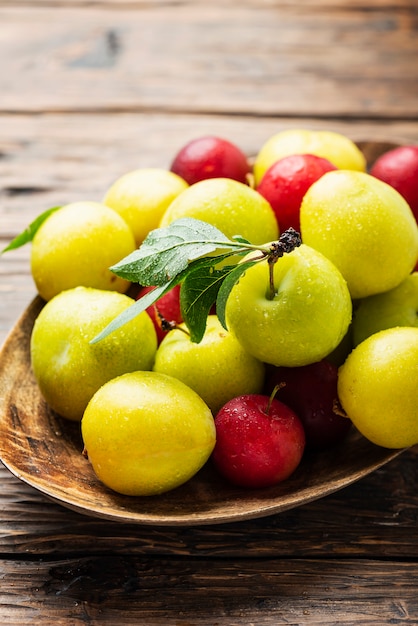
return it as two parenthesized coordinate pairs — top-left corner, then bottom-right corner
(92, 250), (241, 344)
(216, 259), (263, 329)
(89, 219), (297, 345)
(110, 217), (246, 286)
(1, 206), (62, 253)
(180, 260), (233, 343)
(90, 279), (181, 344)
(232, 235), (252, 245)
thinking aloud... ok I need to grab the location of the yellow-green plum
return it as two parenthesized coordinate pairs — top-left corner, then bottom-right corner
(30, 201), (136, 301)
(300, 170), (418, 299)
(338, 327), (418, 449)
(31, 287), (157, 421)
(159, 177), (278, 245)
(153, 315), (265, 414)
(253, 128), (366, 185)
(225, 244), (352, 367)
(103, 168), (188, 246)
(82, 371), (216, 496)
(352, 272), (418, 346)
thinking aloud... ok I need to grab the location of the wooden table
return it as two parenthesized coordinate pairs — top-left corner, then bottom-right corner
(1, 1), (418, 623)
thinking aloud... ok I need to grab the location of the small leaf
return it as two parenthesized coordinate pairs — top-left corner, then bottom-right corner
(216, 259), (262, 329)
(110, 217), (242, 286)
(180, 261), (232, 343)
(1, 206), (61, 253)
(90, 218), (282, 344)
(92, 253), (237, 344)
(90, 279), (181, 344)
(232, 235), (252, 245)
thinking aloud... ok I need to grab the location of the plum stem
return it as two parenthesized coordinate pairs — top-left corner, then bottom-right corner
(157, 309), (190, 336)
(266, 383), (286, 415)
(267, 228), (302, 300)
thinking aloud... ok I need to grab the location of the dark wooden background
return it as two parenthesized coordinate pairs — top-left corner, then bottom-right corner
(1, 1), (418, 623)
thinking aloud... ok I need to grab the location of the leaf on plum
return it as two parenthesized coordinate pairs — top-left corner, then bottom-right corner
(216, 260), (261, 329)
(1, 206), (62, 253)
(90, 218), (292, 345)
(180, 260), (234, 343)
(90, 279), (182, 344)
(110, 218), (236, 286)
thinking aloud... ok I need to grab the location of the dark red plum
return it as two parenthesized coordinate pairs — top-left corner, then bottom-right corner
(212, 394), (305, 489)
(264, 359), (352, 450)
(256, 153), (337, 233)
(170, 136), (251, 185)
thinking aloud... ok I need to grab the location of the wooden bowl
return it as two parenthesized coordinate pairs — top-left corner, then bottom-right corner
(0, 140), (407, 526)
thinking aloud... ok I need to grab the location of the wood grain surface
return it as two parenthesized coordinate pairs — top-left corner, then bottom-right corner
(1, 2), (417, 117)
(1, 557), (417, 624)
(0, 0), (417, 624)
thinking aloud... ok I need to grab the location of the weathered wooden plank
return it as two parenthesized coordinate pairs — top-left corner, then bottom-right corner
(1, 0), (417, 9)
(0, 4), (417, 116)
(0, 556), (417, 625)
(0, 246), (35, 346)
(0, 447), (416, 558)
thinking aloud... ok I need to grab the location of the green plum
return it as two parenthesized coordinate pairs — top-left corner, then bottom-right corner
(159, 177), (278, 245)
(338, 327), (418, 449)
(31, 201), (136, 301)
(352, 272), (418, 346)
(225, 244), (352, 367)
(31, 287), (157, 421)
(300, 170), (418, 299)
(153, 315), (265, 414)
(82, 371), (216, 496)
(253, 128), (366, 185)
(103, 168), (188, 246)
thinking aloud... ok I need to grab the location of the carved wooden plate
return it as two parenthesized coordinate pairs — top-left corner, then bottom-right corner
(0, 141), (406, 526)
